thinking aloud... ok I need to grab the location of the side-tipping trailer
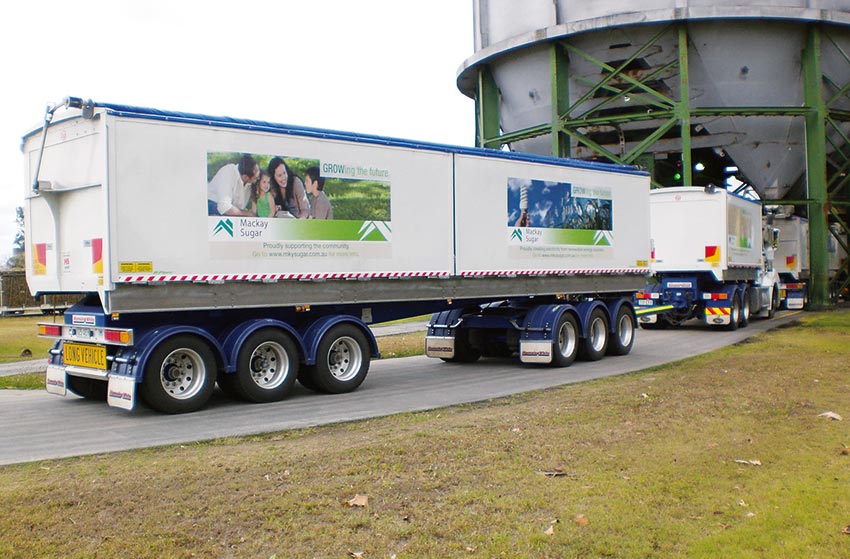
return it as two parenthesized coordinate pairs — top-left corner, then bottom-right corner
(24, 97), (651, 413)
(771, 214), (809, 310)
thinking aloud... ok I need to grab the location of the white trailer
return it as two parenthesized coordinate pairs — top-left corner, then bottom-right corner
(772, 214), (809, 309)
(24, 97), (650, 413)
(636, 187), (779, 328)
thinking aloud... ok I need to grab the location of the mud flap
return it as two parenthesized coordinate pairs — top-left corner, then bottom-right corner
(425, 336), (455, 359)
(519, 341), (553, 364)
(107, 376), (136, 410)
(45, 365), (67, 396)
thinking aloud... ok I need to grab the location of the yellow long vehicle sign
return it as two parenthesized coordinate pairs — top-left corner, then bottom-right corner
(63, 343), (107, 369)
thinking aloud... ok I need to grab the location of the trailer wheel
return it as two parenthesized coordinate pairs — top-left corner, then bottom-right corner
(440, 330), (481, 363)
(551, 312), (579, 367)
(141, 335), (217, 414)
(607, 306), (635, 356)
(308, 324), (370, 394)
(66, 376), (108, 400)
(297, 368), (319, 391)
(725, 297), (740, 331)
(579, 308), (609, 361)
(216, 371), (240, 398)
(739, 289), (750, 327)
(232, 329), (299, 403)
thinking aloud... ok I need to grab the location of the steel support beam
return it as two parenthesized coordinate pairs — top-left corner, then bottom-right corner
(803, 26), (831, 308)
(677, 25), (692, 187)
(476, 65), (501, 149)
(551, 43), (570, 158)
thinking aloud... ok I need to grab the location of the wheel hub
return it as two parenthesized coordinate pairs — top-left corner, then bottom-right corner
(163, 362), (184, 382)
(251, 354), (269, 373)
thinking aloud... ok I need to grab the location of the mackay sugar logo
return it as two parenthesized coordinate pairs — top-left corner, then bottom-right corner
(213, 218), (234, 237)
(358, 221), (391, 241)
(511, 228), (523, 242)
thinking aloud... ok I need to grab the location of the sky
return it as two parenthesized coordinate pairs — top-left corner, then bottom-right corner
(0, 0), (476, 265)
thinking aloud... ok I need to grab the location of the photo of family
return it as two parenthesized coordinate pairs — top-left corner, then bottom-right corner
(507, 177), (613, 231)
(206, 152), (390, 222)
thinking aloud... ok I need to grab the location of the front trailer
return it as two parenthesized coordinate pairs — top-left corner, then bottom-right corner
(26, 98), (651, 413)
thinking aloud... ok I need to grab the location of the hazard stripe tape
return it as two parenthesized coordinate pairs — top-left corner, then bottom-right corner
(119, 271), (451, 283)
(704, 307), (731, 316)
(119, 268), (650, 284)
(460, 268), (649, 277)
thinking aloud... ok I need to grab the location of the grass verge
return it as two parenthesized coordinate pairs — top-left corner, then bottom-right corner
(0, 372), (44, 390)
(0, 315), (55, 364)
(1, 311), (849, 558)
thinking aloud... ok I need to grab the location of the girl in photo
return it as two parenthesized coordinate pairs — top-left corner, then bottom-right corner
(250, 170), (276, 218)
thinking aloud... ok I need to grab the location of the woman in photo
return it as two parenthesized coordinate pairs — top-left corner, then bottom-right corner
(268, 156), (310, 218)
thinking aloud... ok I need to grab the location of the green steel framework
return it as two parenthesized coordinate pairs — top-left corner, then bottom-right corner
(473, 22), (850, 308)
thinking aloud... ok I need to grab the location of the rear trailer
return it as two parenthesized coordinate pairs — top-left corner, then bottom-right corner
(772, 215), (809, 310)
(25, 97), (651, 413)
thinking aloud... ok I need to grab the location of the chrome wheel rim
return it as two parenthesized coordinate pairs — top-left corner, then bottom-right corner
(249, 341), (289, 389)
(617, 314), (633, 348)
(556, 320), (577, 358)
(326, 336), (363, 382)
(589, 317), (607, 352)
(160, 348), (206, 400)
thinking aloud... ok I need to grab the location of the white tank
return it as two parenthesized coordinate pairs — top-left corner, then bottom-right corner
(458, 1), (850, 199)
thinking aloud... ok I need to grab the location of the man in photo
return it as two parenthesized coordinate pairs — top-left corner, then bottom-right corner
(207, 154), (260, 216)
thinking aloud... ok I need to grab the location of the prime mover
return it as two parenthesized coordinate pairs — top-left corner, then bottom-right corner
(635, 186), (779, 329)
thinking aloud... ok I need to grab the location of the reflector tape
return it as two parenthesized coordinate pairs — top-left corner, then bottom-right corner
(634, 304), (675, 316)
(705, 307), (731, 316)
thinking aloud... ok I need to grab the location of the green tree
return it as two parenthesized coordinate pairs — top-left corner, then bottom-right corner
(5, 206), (24, 269)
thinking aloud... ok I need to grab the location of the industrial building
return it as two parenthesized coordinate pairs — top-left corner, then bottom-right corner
(457, 1), (850, 307)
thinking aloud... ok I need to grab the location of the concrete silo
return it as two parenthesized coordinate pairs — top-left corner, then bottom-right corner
(457, 1), (850, 307)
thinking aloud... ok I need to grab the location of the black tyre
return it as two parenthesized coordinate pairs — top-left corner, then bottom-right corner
(297, 368), (319, 391)
(439, 329), (481, 363)
(550, 312), (579, 367)
(140, 335), (217, 414)
(66, 376), (108, 400)
(768, 284), (780, 318)
(216, 370), (241, 398)
(739, 289), (750, 328)
(231, 329), (299, 403)
(306, 324), (370, 394)
(607, 306), (635, 356)
(579, 307), (609, 361)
